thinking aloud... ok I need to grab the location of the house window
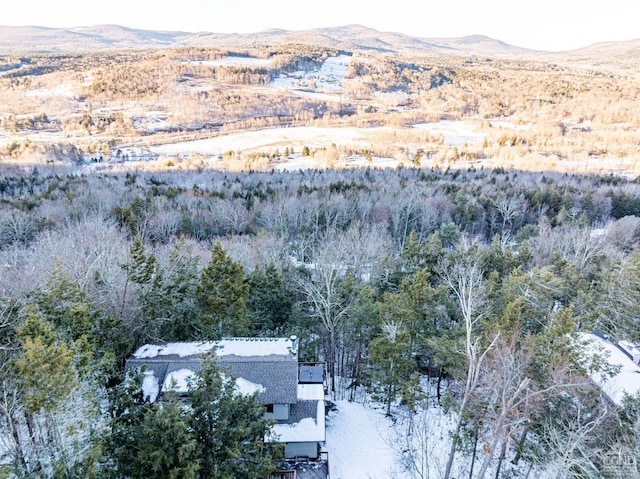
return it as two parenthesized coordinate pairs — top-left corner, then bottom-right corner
(265, 404), (274, 413)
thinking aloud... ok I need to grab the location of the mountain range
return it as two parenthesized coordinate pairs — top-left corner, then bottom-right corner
(0, 24), (638, 67)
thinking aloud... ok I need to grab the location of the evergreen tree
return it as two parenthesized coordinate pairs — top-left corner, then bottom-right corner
(14, 312), (78, 414)
(196, 242), (249, 338)
(135, 398), (199, 479)
(10, 308), (102, 478)
(189, 357), (278, 479)
(32, 266), (128, 378)
(122, 235), (162, 342)
(103, 374), (199, 479)
(369, 321), (413, 416)
(155, 237), (201, 340)
(103, 360), (277, 479)
(101, 372), (151, 479)
(246, 263), (293, 335)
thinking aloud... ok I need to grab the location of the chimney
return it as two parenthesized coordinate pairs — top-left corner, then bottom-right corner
(289, 335), (298, 356)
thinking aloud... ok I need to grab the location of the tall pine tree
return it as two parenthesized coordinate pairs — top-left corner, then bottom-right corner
(196, 243), (249, 338)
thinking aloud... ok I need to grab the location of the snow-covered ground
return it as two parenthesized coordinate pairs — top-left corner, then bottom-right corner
(149, 125), (393, 157)
(413, 120), (485, 147)
(326, 400), (408, 479)
(271, 54), (351, 94)
(24, 83), (74, 98)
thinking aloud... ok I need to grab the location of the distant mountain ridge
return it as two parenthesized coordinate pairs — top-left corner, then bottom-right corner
(0, 24), (532, 57)
(0, 24), (637, 64)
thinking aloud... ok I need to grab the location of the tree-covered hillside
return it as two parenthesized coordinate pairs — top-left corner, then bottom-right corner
(1, 165), (640, 477)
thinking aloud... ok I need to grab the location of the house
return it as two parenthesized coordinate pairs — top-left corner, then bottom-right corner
(578, 332), (640, 406)
(111, 146), (159, 163)
(124, 336), (327, 460)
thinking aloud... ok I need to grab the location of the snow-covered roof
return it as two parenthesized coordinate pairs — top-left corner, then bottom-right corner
(134, 342), (217, 359)
(126, 337), (300, 404)
(163, 368), (196, 394)
(132, 337), (296, 361)
(235, 377), (266, 396)
(269, 400), (325, 443)
(578, 332), (640, 405)
(297, 383), (325, 401)
(142, 366), (267, 397)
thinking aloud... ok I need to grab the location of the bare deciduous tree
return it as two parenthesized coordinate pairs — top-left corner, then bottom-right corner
(438, 248), (499, 479)
(296, 227), (371, 393)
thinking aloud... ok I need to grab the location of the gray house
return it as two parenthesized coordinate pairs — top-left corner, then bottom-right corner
(124, 336), (326, 460)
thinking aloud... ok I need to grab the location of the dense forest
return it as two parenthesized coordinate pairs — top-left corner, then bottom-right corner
(1, 165), (640, 478)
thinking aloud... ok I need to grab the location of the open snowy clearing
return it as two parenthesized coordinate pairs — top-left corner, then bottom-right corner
(413, 120), (485, 146)
(24, 83), (75, 98)
(324, 398), (565, 479)
(149, 125), (395, 156)
(271, 54), (351, 94)
(489, 120), (530, 131)
(148, 119), (488, 158)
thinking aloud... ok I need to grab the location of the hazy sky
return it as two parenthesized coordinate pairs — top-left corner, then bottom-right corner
(2, 0), (637, 51)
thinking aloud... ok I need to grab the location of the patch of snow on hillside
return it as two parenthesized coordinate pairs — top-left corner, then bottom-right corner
(0, 131), (15, 148)
(25, 83), (74, 98)
(314, 54), (351, 92)
(272, 54), (351, 94)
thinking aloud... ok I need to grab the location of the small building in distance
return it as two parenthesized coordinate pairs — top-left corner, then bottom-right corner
(111, 146), (159, 163)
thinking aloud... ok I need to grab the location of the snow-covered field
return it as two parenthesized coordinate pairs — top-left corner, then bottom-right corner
(24, 83), (74, 98)
(489, 120), (530, 131)
(148, 125), (411, 171)
(413, 120), (485, 147)
(149, 125), (393, 157)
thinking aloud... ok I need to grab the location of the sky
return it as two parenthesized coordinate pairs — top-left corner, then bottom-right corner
(2, 0), (638, 52)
